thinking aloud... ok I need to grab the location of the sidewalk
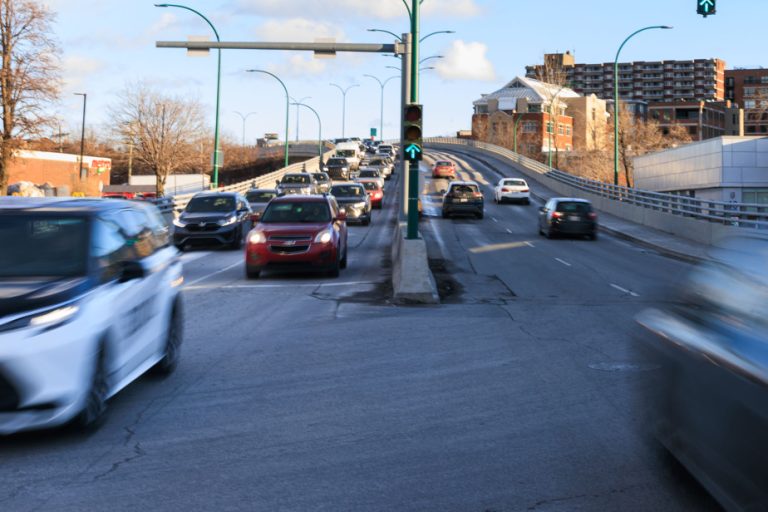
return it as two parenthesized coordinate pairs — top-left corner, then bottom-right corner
(436, 144), (712, 264)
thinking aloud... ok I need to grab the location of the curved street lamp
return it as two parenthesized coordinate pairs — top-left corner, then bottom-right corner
(329, 83), (359, 138)
(364, 74), (399, 141)
(613, 25), (673, 185)
(291, 102), (324, 164)
(420, 30), (455, 43)
(247, 69), (291, 168)
(154, 3), (222, 189)
(419, 55), (443, 65)
(291, 96), (311, 142)
(233, 111), (257, 147)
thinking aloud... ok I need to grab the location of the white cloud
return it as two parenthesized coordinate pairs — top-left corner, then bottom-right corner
(255, 18), (345, 42)
(235, 0), (480, 19)
(436, 40), (495, 81)
(265, 54), (328, 78)
(149, 12), (178, 35)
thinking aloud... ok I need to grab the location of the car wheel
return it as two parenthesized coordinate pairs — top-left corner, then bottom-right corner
(153, 301), (182, 377)
(476, 211), (484, 220)
(545, 228), (553, 239)
(75, 344), (109, 429)
(175, 243), (186, 252)
(246, 266), (261, 279)
(229, 228), (243, 250)
(328, 257), (341, 278)
(589, 232), (598, 241)
(363, 216), (371, 226)
(442, 210), (449, 219)
(524, 198), (530, 205)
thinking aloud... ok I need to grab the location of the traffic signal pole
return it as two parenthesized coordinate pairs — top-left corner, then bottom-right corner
(406, 0), (420, 240)
(400, 33), (412, 222)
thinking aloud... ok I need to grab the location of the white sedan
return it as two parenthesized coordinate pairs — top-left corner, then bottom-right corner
(494, 178), (530, 204)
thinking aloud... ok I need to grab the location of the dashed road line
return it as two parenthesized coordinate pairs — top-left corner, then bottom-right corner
(610, 283), (640, 297)
(524, 241), (535, 247)
(555, 258), (572, 267)
(184, 261), (242, 287)
(185, 280), (378, 291)
(506, 228), (513, 234)
(491, 217), (498, 222)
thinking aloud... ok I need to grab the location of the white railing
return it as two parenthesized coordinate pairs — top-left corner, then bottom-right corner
(154, 150), (334, 214)
(425, 137), (768, 230)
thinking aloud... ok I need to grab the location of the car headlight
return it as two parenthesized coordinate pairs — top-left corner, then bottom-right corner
(354, 201), (367, 208)
(322, 167), (328, 171)
(342, 167), (348, 172)
(173, 218), (187, 228)
(314, 229), (332, 244)
(0, 304), (81, 334)
(248, 230), (267, 244)
(218, 215), (237, 226)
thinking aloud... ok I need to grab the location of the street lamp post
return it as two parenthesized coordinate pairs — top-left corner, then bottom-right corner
(233, 111), (257, 147)
(613, 25), (672, 185)
(363, 74), (398, 141)
(291, 102), (323, 164)
(329, 83), (359, 138)
(154, 3), (223, 189)
(291, 96), (311, 142)
(73, 93), (87, 181)
(247, 69), (291, 168)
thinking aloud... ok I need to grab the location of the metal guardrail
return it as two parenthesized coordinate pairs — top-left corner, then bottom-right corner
(426, 137), (768, 230)
(152, 150), (334, 214)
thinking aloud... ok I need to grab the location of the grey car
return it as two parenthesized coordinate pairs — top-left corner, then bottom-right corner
(330, 183), (372, 225)
(245, 188), (277, 215)
(277, 173), (318, 195)
(538, 198), (597, 240)
(311, 172), (332, 194)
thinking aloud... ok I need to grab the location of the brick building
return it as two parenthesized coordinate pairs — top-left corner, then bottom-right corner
(725, 68), (768, 135)
(472, 77), (583, 156)
(8, 150), (111, 196)
(525, 53), (739, 140)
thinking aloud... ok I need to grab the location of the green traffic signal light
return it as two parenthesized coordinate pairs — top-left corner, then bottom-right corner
(697, 0), (715, 17)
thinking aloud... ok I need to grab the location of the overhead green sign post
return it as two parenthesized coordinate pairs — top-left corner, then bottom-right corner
(370, 127), (377, 139)
(697, 0), (715, 17)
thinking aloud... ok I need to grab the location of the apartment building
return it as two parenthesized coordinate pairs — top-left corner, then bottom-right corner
(726, 68), (768, 135)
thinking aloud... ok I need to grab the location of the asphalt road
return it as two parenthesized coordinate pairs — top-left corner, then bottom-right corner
(0, 159), (721, 511)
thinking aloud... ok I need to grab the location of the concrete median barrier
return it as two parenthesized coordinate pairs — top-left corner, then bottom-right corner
(391, 221), (440, 304)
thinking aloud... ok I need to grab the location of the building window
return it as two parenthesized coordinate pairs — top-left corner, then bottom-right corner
(745, 87), (756, 96)
(688, 126), (697, 136)
(546, 122), (554, 134)
(566, 126), (572, 136)
(745, 100), (757, 109)
(557, 124), (564, 135)
(527, 104), (542, 113)
(762, 77), (768, 84)
(747, 125), (757, 133)
(522, 121), (539, 133)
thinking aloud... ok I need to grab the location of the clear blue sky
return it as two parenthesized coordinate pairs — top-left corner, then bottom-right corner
(47, 0), (764, 144)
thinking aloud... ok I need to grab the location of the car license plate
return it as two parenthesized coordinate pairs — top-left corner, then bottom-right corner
(459, 198), (468, 203)
(569, 215), (579, 221)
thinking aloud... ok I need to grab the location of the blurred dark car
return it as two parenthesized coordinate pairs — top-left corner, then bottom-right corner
(442, 181), (484, 219)
(173, 192), (251, 250)
(538, 198), (597, 240)
(330, 183), (371, 225)
(245, 188), (277, 215)
(311, 172), (332, 194)
(634, 235), (768, 511)
(276, 173), (318, 196)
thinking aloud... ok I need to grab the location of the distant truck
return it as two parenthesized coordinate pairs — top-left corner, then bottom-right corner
(335, 141), (362, 171)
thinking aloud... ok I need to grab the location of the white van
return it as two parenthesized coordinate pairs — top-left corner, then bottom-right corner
(335, 141), (361, 171)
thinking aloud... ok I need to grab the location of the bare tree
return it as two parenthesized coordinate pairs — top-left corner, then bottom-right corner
(0, 0), (61, 194)
(111, 83), (206, 196)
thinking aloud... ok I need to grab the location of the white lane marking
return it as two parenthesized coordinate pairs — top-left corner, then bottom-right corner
(178, 251), (211, 263)
(184, 260), (242, 287)
(524, 241), (535, 247)
(555, 258), (572, 267)
(185, 280), (378, 291)
(491, 217), (498, 222)
(506, 228), (513, 234)
(610, 283), (640, 297)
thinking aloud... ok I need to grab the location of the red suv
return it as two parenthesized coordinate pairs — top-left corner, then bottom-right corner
(432, 160), (457, 179)
(245, 195), (348, 278)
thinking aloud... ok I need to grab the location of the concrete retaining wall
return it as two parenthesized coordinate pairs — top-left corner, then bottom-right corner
(391, 221), (439, 304)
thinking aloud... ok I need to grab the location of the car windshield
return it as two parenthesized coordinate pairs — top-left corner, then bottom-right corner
(359, 170), (379, 177)
(312, 174), (328, 182)
(504, 179), (526, 186)
(185, 196), (235, 213)
(331, 185), (364, 197)
(370, 159), (386, 165)
(556, 201), (591, 213)
(328, 159), (347, 166)
(337, 150), (356, 157)
(436, 161), (452, 166)
(451, 185), (479, 194)
(246, 191), (276, 203)
(361, 181), (380, 191)
(0, 215), (88, 278)
(281, 175), (310, 185)
(261, 201), (331, 223)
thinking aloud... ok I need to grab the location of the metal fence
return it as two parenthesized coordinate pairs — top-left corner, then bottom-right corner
(426, 137), (768, 230)
(153, 150), (334, 214)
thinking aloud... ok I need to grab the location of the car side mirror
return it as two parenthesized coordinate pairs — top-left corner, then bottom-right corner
(250, 212), (262, 222)
(238, 207), (249, 214)
(337, 208), (347, 221)
(119, 260), (145, 283)
(539, 206), (547, 213)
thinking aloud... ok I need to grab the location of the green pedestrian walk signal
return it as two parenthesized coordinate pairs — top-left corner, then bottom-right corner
(403, 104), (423, 162)
(697, 0), (715, 17)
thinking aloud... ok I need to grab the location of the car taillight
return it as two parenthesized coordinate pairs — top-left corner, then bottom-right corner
(551, 211), (563, 218)
(374, 191), (383, 199)
(501, 187), (511, 192)
(472, 192), (483, 198)
(588, 212), (597, 220)
(521, 188), (529, 192)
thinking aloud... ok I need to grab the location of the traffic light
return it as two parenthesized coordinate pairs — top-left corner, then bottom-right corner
(697, 0), (715, 17)
(403, 104), (423, 161)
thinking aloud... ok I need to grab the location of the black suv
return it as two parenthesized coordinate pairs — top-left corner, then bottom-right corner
(323, 157), (351, 181)
(173, 192), (252, 250)
(442, 181), (484, 219)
